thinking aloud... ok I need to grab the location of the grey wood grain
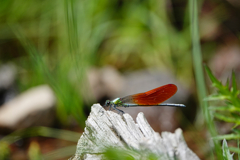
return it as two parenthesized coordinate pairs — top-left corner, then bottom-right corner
(71, 104), (200, 160)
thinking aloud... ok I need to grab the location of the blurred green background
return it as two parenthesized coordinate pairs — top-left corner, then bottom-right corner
(0, 0), (240, 159)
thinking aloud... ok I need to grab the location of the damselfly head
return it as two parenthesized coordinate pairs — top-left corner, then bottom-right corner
(104, 100), (111, 107)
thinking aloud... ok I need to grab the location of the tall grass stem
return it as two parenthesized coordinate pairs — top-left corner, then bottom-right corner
(189, 0), (222, 158)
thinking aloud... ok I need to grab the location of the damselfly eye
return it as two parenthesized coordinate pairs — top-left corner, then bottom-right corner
(105, 100), (110, 106)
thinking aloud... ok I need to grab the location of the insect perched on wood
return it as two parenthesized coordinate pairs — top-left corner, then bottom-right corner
(104, 84), (185, 114)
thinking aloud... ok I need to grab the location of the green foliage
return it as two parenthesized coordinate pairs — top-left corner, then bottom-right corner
(190, 0), (221, 158)
(0, 142), (10, 160)
(205, 65), (240, 158)
(103, 147), (159, 160)
(2, 0), (235, 159)
(98, 0), (191, 78)
(0, 127), (81, 144)
(3, 0), (115, 126)
(205, 66), (240, 125)
(0, 0), (193, 126)
(28, 141), (43, 160)
(104, 148), (135, 160)
(0, 127), (81, 159)
(222, 139), (234, 160)
(43, 145), (77, 160)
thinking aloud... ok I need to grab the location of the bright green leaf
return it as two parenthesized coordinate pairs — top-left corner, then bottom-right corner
(232, 129), (240, 134)
(214, 113), (240, 124)
(204, 65), (221, 86)
(208, 106), (240, 112)
(222, 139), (234, 160)
(229, 147), (240, 154)
(205, 95), (230, 101)
(213, 134), (240, 140)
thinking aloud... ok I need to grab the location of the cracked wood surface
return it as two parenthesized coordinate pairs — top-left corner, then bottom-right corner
(71, 104), (200, 160)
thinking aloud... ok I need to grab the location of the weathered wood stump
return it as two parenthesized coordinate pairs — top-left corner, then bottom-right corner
(71, 104), (200, 160)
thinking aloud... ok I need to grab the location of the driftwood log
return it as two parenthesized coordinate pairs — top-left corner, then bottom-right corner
(71, 104), (200, 160)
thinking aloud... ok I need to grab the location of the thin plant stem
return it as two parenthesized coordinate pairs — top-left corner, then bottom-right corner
(189, 0), (222, 158)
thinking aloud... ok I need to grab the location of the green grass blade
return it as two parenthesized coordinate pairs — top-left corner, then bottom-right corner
(205, 94), (230, 101)
(213, 134), (240, 140)
(209, 106), (232, 111)
(210, 106), (240, 112)
(43, 145), (77, 160)
(229, 147), (240, 154)
(238, 139), (240, 160)
(213, 113), (240, 124)
(204, 65), (221, 86)
(222, 139), (234, 160)
(0, 127), (81, 144)
(189, 0), (221, 158)
(232, 129), (240, 134)
(232, 71), (237, 95)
